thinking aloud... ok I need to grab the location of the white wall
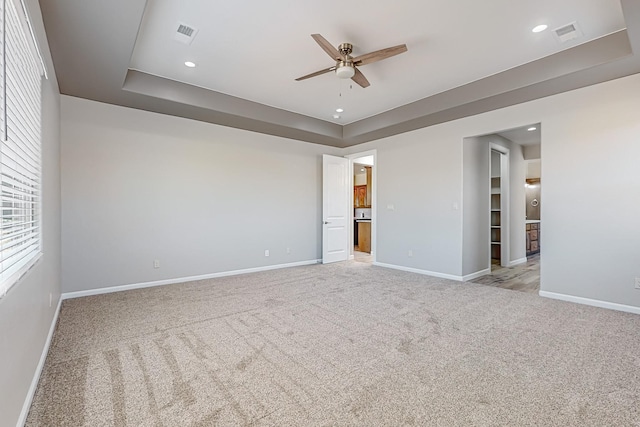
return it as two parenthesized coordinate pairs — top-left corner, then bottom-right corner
(540, 76), (640, 306)
(61, 96), (340, 293)
(462, 136), (489, 276)
(524, 144), (541, 160)
(354, 172), (366, 186)
(369, 133), (463, 276)
(490, 149), (500, 178)
(0, 1), (61, 426)
(526, 159), (541, 178)
(345, 72), (640, 309)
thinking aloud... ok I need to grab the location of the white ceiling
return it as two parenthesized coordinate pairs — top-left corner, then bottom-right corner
(353, 155), (374, 166)
(129, 0), (625, 125)
(497, 124), (541, 146)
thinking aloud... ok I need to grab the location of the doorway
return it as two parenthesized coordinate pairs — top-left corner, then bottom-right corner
(463, 124), (541, 293)
(348, 150), (376, 264)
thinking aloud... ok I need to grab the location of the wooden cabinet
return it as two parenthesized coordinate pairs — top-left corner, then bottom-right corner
(357, 221), (371, 253)
(526, 222), (540, 256)
(353, 166), (372, 207)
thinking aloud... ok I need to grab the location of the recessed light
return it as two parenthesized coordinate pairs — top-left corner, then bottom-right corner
(360, 168), (365, 172)
(532, 24), (548, 33)
(336, 108), (344, 113)
(333, 114), (341, 119)
(528, 127), (537, 131)
(184, 61), (196, 68)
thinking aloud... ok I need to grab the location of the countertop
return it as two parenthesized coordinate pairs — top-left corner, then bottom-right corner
(525, 220), (541, 224)
(355, 219), (371, 222)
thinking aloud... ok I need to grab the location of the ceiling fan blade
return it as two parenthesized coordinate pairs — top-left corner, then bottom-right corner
(351, 67), (370, 88)
(353, 44), (407, 67)
(311, 34), (341, 60)
(295, 66), (336, 81)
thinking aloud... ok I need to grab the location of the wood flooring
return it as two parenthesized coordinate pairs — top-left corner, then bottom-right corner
(470, 254), (540, 293)
(350, 249), (539, 293)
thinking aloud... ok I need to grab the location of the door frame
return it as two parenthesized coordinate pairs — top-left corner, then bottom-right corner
(345, 149), (377, 262)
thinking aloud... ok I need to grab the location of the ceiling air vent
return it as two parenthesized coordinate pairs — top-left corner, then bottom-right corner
(174, 22), (198, 45)
(553, 22), (582, 43)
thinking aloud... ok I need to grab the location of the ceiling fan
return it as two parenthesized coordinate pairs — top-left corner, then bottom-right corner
(295, 34), (408, 88)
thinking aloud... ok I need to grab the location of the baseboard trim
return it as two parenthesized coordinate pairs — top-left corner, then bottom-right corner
(17, 296), (62, 427)
(509, 257), (527, 267)
(462, 268), (490, 281)
(373, 262), (462, 281)
(62, 259), (321, 300)
(539, 291), (640, 315)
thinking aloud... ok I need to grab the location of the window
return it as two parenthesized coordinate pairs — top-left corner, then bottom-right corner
(0, 0), (44, 297)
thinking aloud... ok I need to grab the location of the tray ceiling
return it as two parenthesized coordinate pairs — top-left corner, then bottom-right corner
(39, 0), (640, 147)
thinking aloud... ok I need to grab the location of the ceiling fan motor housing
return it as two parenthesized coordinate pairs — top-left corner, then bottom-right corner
(336, 43), (355, 79)
(338, 43), (353, 56)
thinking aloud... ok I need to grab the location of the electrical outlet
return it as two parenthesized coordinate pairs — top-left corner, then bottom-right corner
(264, 250), (270, 257)
(635, 277), (640, 289)
(408, 250), (413, 257)
(286, 247), (291, 254)
(153, 259), (160, 269)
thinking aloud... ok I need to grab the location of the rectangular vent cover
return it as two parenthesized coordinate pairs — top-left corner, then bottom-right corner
(554, 22), (582, 43)
(174, 22), (198, 45)
(177, 24), (194, 37)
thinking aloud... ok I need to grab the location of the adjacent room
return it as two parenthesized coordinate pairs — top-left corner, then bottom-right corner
(2, 0), (640, 426)
(352, 154), (374, 263)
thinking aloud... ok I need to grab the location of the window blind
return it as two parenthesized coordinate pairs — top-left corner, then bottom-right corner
(0, 0), (42, 297)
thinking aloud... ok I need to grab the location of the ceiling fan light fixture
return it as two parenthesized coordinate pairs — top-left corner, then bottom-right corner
(335, 62), (355, 79)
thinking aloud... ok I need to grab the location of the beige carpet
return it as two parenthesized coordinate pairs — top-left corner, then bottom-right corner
(27, 261), (640, 426)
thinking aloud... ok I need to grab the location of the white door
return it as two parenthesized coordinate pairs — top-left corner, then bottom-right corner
(322, 154), (349, 264)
